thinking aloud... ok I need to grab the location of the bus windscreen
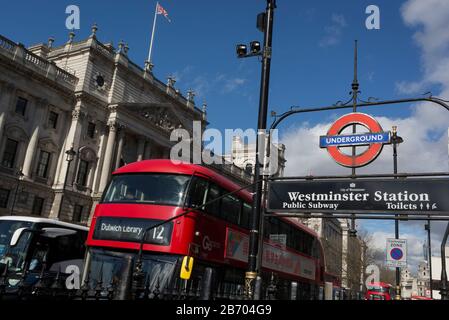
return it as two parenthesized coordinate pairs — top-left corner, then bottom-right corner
(102, 174), (190, 206)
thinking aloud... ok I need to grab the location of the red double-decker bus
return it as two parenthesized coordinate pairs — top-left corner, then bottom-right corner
(83, 160), (326, 300)
(365, 282), (394, 300)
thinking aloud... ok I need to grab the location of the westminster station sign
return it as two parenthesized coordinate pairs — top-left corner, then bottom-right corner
(267, 179), (449, 215)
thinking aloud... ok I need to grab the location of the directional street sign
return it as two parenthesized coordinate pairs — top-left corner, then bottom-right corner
(386, 238), (407, 268)
(267, 178), (449, 215)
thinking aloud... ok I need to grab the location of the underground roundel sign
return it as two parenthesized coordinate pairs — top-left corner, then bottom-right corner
(319, 112), (391, 168)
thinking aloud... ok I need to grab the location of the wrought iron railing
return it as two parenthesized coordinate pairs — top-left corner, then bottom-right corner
(0, 266), (247, 301)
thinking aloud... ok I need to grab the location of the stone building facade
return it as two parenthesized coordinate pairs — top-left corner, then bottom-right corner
(416, 261), (430, 297)
(401, 267), (418, 299)
(224, 135), (286, 177)
(401, 261), (431, 299)
(0, 28), (205, 225)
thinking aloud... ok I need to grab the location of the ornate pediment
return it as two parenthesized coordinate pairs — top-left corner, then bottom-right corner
(39, 138), (59, 153)
(78, 146), (98, 162)
(5, 124), (29, 142)
(142, 106), (183, 132)
(119, 103), (186, 133)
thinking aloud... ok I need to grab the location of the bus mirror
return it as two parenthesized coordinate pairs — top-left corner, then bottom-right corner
(180, 256), (194, 280)
(10, 228), (41, 247)
(10, 228), (29, 247)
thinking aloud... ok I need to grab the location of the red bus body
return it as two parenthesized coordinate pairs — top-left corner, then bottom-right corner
(85, 160), (326, 299)
(410, 296), (432, 300)
(365, 282), (393, 300)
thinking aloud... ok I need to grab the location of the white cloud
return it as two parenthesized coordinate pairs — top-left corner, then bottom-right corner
(319, 13), (347, 47)
(223, 78), (246, 93)
(281, 109), (449, 177)
(331, 13), (347, 28)
(398, 0), (449, 97)
(170, 68), (247, 99)
(172, 65), (194, 83)
(395, 80), (426, 95)
(366, 72), (375, 82)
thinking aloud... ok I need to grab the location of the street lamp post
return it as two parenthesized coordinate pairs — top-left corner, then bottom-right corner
(391, 126), (403, 300)
(440, 224), (449, 300)
(236, 0), (276, 299)
(10, 169), (24, 215)
(57, 146), (76, 219)
(425, 221), (433, 298)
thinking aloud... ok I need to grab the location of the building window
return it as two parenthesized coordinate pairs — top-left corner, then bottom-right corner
(15, 97), (28, 116)
(0, 188), (10, 208)
(87, 122), (96, 139)
(31, 196), (44, 215)
(73, 204), (83, 223)
(76, 160), (89, 186)
(2, 138), (19, 168)
(36, 151), (51, 178)
(48, 111), (59, 129)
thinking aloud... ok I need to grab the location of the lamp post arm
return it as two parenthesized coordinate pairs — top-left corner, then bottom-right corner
(270, 96), (449, 131)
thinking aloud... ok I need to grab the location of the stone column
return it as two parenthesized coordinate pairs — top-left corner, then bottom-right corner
(22, 127), (40, 178)
(99, 122), (118, 192)
(92, 123), (108, 194)
(0, 113), (5, 145)
(49, 107), (84, 219)
(136, 136), (145, 161)
(22, 99), (47, 178)
(114, 127), (125, 170)
(0, 83), (15, 143)
(54, 108), (83, 187)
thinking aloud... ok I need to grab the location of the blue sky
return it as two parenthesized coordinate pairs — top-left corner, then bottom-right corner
(0, 0), (430, 131)
(1, 0), (448, 272)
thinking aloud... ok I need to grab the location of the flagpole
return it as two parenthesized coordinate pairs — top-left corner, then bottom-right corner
(147, 1), (159, 63)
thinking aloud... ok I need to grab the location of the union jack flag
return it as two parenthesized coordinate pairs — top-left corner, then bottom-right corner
(157, 3), (171, 22)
